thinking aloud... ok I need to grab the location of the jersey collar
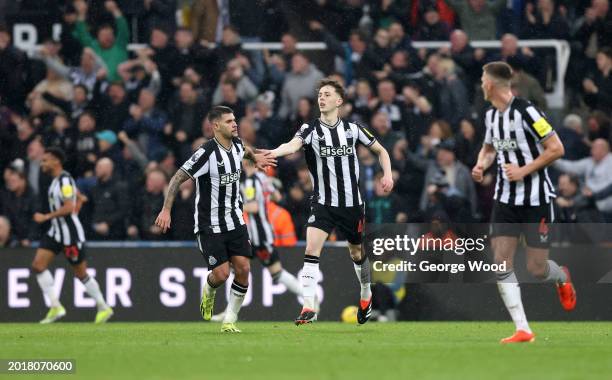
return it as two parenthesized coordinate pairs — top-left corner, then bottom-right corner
(318, 118), (341, 129)
(214, 137), (233, 153)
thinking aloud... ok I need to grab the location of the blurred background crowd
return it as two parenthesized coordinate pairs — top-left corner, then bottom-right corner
(0, 0), (611, 248)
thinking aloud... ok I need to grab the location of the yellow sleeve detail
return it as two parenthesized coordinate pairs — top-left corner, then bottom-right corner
(533, 117), (552, 138)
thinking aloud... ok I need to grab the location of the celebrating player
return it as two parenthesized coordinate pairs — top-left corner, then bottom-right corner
(264, 78), (394, 325)
(211, 159), (303, 322)
(32, 147), (113, 324)
(155, 106), (275, 333)
(473, 62), (576, 343)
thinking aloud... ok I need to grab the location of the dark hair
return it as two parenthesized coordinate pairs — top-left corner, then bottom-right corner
(208, 106), (234, 122)
(599, 47), (612, 60)
(562, 173), (580, 187)
(483, 61), (513, 82)
(45, 147), (66, 164)
(317, 78), (346, 101)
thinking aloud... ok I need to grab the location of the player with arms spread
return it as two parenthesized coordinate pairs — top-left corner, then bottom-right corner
(155, 106), (275, 333)
(473, 62), (576, 343)
(263, 78), (394, 325)
(32, 147), (113, 324)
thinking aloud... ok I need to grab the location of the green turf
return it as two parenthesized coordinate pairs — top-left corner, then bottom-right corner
(1, 322), (610, 380)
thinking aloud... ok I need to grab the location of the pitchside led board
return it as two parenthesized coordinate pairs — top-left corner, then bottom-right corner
(2, 223), (612, 322)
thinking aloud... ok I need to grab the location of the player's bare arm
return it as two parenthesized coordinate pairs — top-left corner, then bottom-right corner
(243, 200), (259, 213)
(267, 137), (303, 158)
(155, 169), (191, 233)
(368, 141), (394, 193)
(243, 144), (277, 170)
(33, 199), (76, 223)
(504, 134), (565, 182)
(472, 143), (496, 183)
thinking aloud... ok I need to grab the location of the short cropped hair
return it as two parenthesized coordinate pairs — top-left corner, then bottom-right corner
(208, 106), (234, 122)
(317, 78), (346, 101)
(483, 61), (513, 86)
(45, 147), (66, 164)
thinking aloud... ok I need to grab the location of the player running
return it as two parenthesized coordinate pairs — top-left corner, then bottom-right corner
(263, 78), (394, 325)
(472, 62), (576, 343)
(32, 147), (113, 324)
(155, 106), (275, 333)
(211, 159), (303, 322)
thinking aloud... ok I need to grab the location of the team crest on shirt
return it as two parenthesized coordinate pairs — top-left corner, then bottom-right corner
(345, 129), (353, 139)
(208, 256), (217, 266)
(308, 214), (315, 223)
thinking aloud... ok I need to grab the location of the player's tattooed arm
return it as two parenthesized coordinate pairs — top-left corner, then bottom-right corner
(155, 169), (190, 233)
(244, 144), (277, 170)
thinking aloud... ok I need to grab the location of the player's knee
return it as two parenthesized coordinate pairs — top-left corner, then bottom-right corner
(213, 266), (231, 282)
(233, 261), (250, 278)
(527, 260), (547, 279)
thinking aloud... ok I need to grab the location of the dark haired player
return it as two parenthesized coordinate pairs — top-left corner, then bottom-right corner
(155, 106), (275, 333)
(473, 61), (576, 343)
(32, 147), (113, 324)
(264, 79), (394, 325)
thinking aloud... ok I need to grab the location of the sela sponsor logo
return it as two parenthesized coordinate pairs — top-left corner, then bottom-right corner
(220, 170), (241, 186)
(319, 145), (354, 157)
(492, 138), (518, 152)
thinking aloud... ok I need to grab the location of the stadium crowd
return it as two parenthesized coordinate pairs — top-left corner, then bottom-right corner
(0, 0), (611, 247)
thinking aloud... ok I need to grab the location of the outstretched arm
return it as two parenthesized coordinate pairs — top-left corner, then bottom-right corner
(369, 141), (394, 193)
(268, 137), (303, 158)
(155, 169), (191, 233)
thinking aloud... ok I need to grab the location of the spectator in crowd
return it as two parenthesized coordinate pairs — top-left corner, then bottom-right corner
(27, 67), (74, 118)
(89, 158), (128, 240)
(252, 93), (284, 148)
(190, 0), (224, 43)
(444, 29), (487, 99)
(123, 88), (168, 160)
(370, 111), (405, 154)
(491, 34), (540, 85)
(74, 111), (98, 178)
(583, 47), (612, 114)
(96, 130), (123, 168)
(0, 26), (28, 111)
(278, 53), (324, 121)
(574, 0), (612, 63)
(554, 139), (612, 221)
(0, 215), (17, 248)
(387, 21), (421, 67)
(43, 115), (76, 168)
(447, 0), (506, 40)
(0, 160), (38, 246)
(413, 6), (451, 41)
(138, 0), (177, 42)
(310, 21), (384, 85)
(166, 81), (206, 162)
(216, 81), (246, 120)
(25, 137), (49, 199)
(522, 0), (570, 39)
(556, 173), (601, 223)
(372, 79), (408, 132)
(409, 0), (456, 32)
(93, 81), (130, 133)
(419, 139), (477, 218)
(36, 46), (106, 95)
(72, 0), (129, 82)
(400, 82), (433, 148)
(117, 55), (162, 103)
(454, 118), (482, 169)
(586, 110), (610, 141)
(509, 58), (548, 111)
(557, 114), (590, 161)
(128, 168), (167, 240)
(213, 59), (259, 105)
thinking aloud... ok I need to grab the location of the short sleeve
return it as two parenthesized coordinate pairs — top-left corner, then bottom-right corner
(181, 147), (209, 179)
(60, 176), (75, 201)
(242, 178), (257, 202)
(523, 105), (555, 143)
(294, 123), (314, 145)
(356, 123), (376, 146)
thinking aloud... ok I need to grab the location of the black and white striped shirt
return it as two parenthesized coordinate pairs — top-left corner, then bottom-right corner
(46, 171), (86, 246)
(295, 118), (377, 207)
(484, 97), (556, 206)
(242, 172), (274, 250)
(181, 137), (246, 234)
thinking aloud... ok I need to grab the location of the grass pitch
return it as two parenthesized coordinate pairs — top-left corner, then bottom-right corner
(1, 322), (610, 380)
